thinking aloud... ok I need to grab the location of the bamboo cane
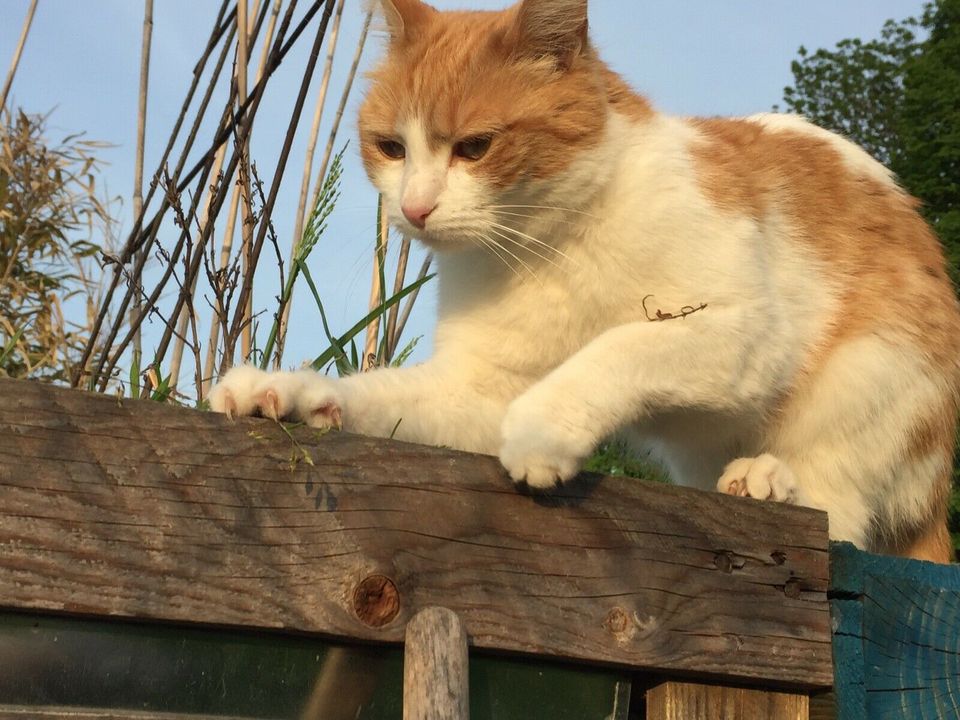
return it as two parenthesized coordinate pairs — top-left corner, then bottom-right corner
(273, 0), (346, 366)
(0, 0), (38, 112)
(201, 0), (280, 396)
(132, 0), (154, 379)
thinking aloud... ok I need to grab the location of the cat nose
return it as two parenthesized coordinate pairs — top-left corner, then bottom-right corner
(401, 203), (436, 229)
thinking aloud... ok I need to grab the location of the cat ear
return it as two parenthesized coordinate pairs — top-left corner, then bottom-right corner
(514, 0), (589, 69)
(378, 0), (435, 43)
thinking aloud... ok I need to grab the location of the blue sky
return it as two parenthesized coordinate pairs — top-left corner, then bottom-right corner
(1, 1), (926, 384)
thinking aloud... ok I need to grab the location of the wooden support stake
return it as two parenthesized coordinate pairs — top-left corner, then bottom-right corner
(647, 682), (809, 720)
(404, 607), (469, 720)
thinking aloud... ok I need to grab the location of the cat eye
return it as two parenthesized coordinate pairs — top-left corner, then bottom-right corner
(376, 139), (406, 160)
(453, 135), (493, 161)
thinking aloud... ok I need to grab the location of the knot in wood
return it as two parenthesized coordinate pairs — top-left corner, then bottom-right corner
(353, 574), (400, 627)
(784, 578), (802, 599)
(714, 551), (733, 573)
(604, 607), (630, 634)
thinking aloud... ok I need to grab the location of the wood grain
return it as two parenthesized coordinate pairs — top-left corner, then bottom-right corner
(0, 378), (832, 687)
(830, 542), (960, 719)
(404, 607), (469, 720)
(646, 682), (809, 720)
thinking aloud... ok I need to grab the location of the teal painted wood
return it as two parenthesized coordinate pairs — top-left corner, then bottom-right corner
(830, 542), (960, 720)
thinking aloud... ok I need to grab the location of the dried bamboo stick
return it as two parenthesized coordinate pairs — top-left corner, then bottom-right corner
(222, 0), (337, 367)
(237, 0), (254, 360)
(385, 235), (411, 360)
(361, 204), (389, 371)
(168, 0), (262, 395)
(132, 0), (154, 371)
(392, 253), (433, 351)
(76, 1), (235, 388)
(202, 0), (281, 394)
(0, 0), (38, 112)
(273, 0), (346, 365)
(310, 8), (372, 213)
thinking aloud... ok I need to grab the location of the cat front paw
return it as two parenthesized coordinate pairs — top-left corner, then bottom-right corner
(208, 367), (343, 430)
(499, 397), (593, 489)
(717, 453), (798, 503)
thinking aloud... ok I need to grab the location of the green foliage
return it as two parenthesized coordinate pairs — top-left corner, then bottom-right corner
(259, 147), (346, 370)
(0, 109), (112, 382)
(781, 1), (960, 275)
(896, 0), (960, 272)
(585, 441), (669, 483)
(781, 18), (922, 165)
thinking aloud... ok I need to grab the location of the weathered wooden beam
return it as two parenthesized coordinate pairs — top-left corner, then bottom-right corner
(0, 378), (832, 687)
(830, 542), (960, 719)
(404, 607), (469, 720)
(646, 681), (810, 720)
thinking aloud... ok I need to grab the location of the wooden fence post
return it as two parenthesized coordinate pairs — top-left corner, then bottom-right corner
(404, 607), (469, 720)
(647, 682), (810, 720)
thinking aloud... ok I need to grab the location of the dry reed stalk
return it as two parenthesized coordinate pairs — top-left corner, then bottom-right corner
(0, 0), (38, 112)
(273, 0), (346, 365)
(81, 0), (333, 392)
(95, 0), (319, 391)
(132, 0), (154, 369)
(93, 9), (240, 392)
(385, 235), (411, 360)
(237, 0), (255, 360)
(392, 253), (433, 349)
(74, 1), (235, 387)
(202, 0), (281, 394)
(310, 8), (372, 212)
(167, 0), (263, 394)
(361, 204), (389, 371)
(221, 0), (337, 373)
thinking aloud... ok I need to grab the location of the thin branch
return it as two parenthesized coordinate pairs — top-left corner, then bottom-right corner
(0, 0), (38, 112)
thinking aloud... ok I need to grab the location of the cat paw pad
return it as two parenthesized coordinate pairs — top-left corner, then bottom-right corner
(717, 453), (798, 503)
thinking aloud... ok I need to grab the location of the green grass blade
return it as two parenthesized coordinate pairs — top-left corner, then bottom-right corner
(310, 273), (436, 372)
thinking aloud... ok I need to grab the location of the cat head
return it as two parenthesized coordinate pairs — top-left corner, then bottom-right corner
(358, 0), (609, 250)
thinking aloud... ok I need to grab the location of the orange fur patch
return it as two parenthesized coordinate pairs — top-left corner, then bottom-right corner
(359, 6), (622, 189)
(692, 119), (960, 559)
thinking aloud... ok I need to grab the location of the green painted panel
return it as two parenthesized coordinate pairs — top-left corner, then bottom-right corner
(0, 613), (630, 719)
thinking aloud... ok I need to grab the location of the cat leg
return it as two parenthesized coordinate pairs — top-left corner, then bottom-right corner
(499, 310), (781, 487)
(716, 454), (799, 503)
(209, 361), (508, 455)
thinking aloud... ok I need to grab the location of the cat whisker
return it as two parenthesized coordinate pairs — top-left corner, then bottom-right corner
(487, 221), (577, 268)
(490, 209), (580, 226)
(486, 225), (570, 273)
(465, 230), (524, 281)
(471, 230), (543, 285)
(488, 204), (602, 221)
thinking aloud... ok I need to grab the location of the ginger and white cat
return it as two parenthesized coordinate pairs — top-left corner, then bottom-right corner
(210, 0), (960, 562)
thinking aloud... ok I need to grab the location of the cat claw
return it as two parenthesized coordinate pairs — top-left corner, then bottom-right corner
(209, 366), (343, 429)
(717, 453), (798, 503)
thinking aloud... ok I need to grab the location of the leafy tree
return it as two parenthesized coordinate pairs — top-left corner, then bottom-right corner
(781, 18), (922, 166)
(897, 0), (960, 271)
(0, 109), (113, 382)
(781, 1), (959, 276)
